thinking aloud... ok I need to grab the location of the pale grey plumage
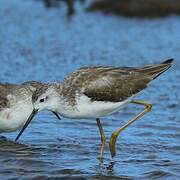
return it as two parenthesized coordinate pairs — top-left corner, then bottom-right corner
(15, 59), (173, 159)
(0, 81), (45, 133)
(27, 59), (173, 108)
(0, 83), (32, 109)
(59, 59), (173, 105)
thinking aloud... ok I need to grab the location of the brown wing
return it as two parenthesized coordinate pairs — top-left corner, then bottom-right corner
(0, 83), (22, 109)
(0, 84), (11, 109)
(83, 67), (151, 102)
(62, 60), (172, 103)
(0, 95), (8, 109)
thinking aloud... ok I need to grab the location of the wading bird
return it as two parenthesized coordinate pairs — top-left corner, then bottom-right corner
(15, 59), (173, 160)
(0, 81), (60, 136)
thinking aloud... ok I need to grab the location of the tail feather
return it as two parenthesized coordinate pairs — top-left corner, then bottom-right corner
(162, 58), (173, 64)
(137, 58), (173, 79)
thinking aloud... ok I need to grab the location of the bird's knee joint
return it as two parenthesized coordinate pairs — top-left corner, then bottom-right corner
(146, 103), (153, 110)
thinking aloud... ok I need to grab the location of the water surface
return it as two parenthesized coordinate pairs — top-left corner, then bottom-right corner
(0, 0), (179, 179)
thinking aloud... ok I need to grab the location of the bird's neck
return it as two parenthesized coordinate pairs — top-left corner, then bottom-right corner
(51, 83), (63, 91)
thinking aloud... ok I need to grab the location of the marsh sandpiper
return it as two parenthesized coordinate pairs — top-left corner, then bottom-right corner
(16, 59), (173, 159)
(0, 81), (60, 136)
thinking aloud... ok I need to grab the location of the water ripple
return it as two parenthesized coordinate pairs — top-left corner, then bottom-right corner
(0, 0), (179, 179)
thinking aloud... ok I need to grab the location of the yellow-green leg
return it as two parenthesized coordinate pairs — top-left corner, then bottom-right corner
(109, 100), (153, 158)
(96, 118), (106, 160)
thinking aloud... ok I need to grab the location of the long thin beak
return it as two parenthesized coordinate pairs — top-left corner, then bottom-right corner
(15, 109), (38, 142)
(52, 111), (61, 120)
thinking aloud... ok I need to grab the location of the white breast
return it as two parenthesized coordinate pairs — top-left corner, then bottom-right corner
(60, 94), (133, 119)
(0, 101), (33, 133)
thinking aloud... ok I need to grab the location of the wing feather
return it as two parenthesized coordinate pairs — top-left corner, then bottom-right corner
(0, 83), (25, 109)
(63, 61), (171, 103)
(81, 67), (152, 102)
(0, 84), (11, 109)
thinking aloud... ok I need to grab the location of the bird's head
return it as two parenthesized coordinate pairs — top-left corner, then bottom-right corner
(15, 84), (61, 142)
(32, 85), (59, 112)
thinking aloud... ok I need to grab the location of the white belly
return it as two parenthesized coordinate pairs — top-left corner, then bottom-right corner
(60, 95), (133, 119)
(0, 103), (33, 133)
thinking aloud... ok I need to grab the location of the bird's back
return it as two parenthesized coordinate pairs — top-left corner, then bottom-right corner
(61, 59), (173, 103)
(0, 83), (32, 109)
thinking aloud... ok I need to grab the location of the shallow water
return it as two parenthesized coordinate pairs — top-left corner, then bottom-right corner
(0, 0), (180, 179)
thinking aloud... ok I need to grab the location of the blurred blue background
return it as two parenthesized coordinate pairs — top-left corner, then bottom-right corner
(0, 0), (179, 179)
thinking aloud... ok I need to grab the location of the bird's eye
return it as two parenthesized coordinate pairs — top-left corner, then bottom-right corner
(39, 98), (44, 103)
